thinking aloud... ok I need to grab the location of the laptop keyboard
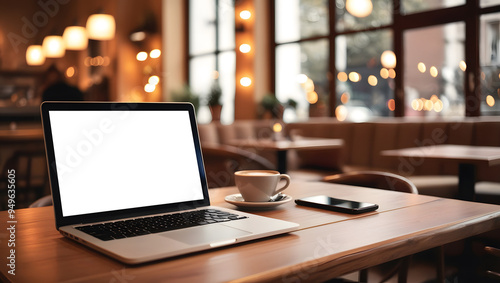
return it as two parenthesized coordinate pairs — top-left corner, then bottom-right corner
(75, 209), (248, 241)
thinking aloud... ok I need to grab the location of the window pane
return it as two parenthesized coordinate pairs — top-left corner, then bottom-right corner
(218, 0), (235, 50)
(276, 0), (329, 43)
(190, 55), (216, 123)
(276, 40), (329, 121)
(404, 23), (465, 117)
(189, 0), (216, 55)
(482, 0), (500, 7)
(480, 12), (500, 115)
(336, 29), (393, 121)
(218, 51), (236, 123)
(401, 0), (464, 14)
(335, 0), (392, 32)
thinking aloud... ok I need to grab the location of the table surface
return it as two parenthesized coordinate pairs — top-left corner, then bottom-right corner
(382, 144), (500, 166)
(1, 181), (500, 282)
(228, 137), (344, 151)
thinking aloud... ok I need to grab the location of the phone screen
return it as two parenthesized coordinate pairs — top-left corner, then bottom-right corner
(295, 195), (378, 214)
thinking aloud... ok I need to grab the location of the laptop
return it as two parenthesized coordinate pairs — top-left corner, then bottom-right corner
(40, 102), (299, 264)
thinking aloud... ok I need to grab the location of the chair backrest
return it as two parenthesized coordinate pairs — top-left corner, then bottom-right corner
(0, 148), (48, 209)
(202, 144), (275, 188)
(29, 195), (53, 208)
(322, 170), (418, 194)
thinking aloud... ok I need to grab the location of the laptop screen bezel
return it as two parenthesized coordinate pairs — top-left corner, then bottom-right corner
(40, 102), (211, 229)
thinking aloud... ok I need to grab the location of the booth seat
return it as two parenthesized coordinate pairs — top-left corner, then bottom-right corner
(198, 117), (500, 201)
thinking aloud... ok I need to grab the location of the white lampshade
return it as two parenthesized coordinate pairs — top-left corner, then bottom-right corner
(63, 26), (88, 50)
(42, 35), (65, 58)
(346, 0), (373, 18)
(86, 14), (115, 40)
(26, 45), (45, 66)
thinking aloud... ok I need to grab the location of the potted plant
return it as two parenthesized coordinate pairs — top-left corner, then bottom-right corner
(207, 81), (222, 121)
(260, 93), (283, 119)
(171, 85), (200, 113)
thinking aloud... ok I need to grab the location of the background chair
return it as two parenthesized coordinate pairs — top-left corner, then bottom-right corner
(202, 144), (275, 188)
(322, 171), (444, 283)
(29, 195), (53, 208)
(0, 148), (48, 210)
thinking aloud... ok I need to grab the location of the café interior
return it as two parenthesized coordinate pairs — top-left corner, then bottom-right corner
(2, 0), (500, 282)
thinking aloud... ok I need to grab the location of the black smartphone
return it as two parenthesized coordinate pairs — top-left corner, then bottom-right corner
(295, 195), (379, 214)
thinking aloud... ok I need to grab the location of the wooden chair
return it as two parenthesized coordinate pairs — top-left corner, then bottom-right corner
(0, 148), (48, 210)
(322, 171), (444, 283)
(202, 144), (275, 188)
(29, 195), (53, 208)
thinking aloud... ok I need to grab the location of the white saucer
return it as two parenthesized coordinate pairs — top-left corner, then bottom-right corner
(224, 194), (292, 210)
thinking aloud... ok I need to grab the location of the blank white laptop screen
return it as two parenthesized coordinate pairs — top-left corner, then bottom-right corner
(48, 110), (204, 217)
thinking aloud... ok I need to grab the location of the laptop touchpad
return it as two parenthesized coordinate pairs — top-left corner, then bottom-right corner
(162, 224), (251, 245)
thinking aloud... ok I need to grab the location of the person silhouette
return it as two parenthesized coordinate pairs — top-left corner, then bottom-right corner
(41, 65), (84, 102)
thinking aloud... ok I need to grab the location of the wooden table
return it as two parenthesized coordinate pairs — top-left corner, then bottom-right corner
(382, 144), (500, 201)
(1, 181), (500, 282)
(229, 138), (344, 173)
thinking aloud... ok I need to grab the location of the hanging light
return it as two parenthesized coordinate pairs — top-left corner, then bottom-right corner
(346, 0), (373, 18)
(380, 50), (396, 69)
(26, 45), (45, 65)
(42, 35), (65, 58)
(86, 14), (115, 40)
(63, 26), (88, 50)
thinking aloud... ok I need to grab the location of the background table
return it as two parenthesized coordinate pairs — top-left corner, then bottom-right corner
(229, 138), (344, 173)
(382, 145), (500, 201)
(1, 181), (500, 282)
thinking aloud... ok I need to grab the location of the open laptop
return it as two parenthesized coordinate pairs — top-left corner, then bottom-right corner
(40, 102), (299, 264)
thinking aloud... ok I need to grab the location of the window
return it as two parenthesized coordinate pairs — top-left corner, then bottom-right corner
(188, 0), (235, 124)
(274, 0), (500, 120)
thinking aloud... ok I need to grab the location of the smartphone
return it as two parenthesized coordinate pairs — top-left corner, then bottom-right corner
(295, 195), (379, 214)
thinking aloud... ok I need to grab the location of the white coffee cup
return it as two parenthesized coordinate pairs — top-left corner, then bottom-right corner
(234, 170), (291, 202)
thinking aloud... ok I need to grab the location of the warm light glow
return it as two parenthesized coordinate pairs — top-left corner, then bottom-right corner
(65, 67), (75, 78)
(346, 0), (373, 18)
(144, 83), (155, 93)
(434, 100), (444, 112)
(63, 26), (88, 50)
(297, 74), (308, 84)
(380, 50), (396, 69)
(418, 62), (426, 73)
(130, 31), (146, 42)
(148, 75), (160, 85)
(240, 10), (251, 20)
(459, 60), (467, 72)
(335, 105), (348, 121)
(150, 49), (161, 58)
(213, 70), (220, 79)
(380, 68), (389, 79)
(42, 35), (65, 58)
(337, 72), (348, 82)
(239, 44), (251, 53)
(487, 95), (495, 107)
(273, 122), (283, 133)
(306, 91), (318, 104)
(387, 99), (396, 111)
(303, 78), (315, 93)
(341, 92), (350, 104)
(240, 77), (252, 87)
(424, 100), (434, 111)
(349, 72), (361, 82)
(430, 66), (438, 77)
(388, 69), (396, 79)
(26, 45), (45, 65)
(136, 51), (148, 61)
(86, 14), (115, 40)
(411, 99), (419, 111)
(368, 75), (378, 86)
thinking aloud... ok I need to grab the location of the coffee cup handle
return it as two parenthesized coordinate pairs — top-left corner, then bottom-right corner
(274, 174), (291, 194)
